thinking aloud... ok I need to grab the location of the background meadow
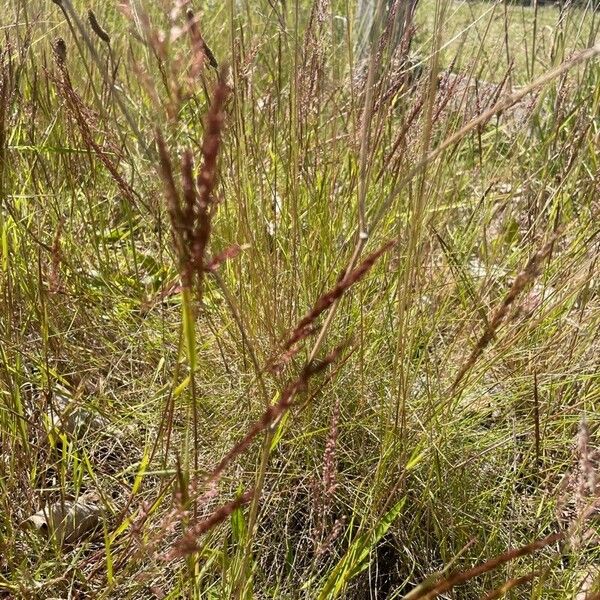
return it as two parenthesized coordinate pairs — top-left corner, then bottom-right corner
(0, 0), (599, 598)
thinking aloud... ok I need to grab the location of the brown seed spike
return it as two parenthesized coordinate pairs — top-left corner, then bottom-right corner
(280, 240), (396, 353)
(165, 489), (254, 559)
(181, 150), (196, 228)
(450, 233), (559, 393)
(186, 7), (218, 70)
(53, 38), (67, 64)
(88, 10), (111, 44)
(191, 71), (230, 275)
(202, 40), (218, 70)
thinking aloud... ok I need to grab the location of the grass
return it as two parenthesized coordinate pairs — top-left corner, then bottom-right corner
(417, 0), (600, 81)
(1, 0), (599, 598)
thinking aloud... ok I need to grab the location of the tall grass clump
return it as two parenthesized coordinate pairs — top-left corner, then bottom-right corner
(1, 0), (599, 598)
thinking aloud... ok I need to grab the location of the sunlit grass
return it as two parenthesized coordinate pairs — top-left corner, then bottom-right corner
(1, 0), (599, 598)
(416, 0), (598, 81)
